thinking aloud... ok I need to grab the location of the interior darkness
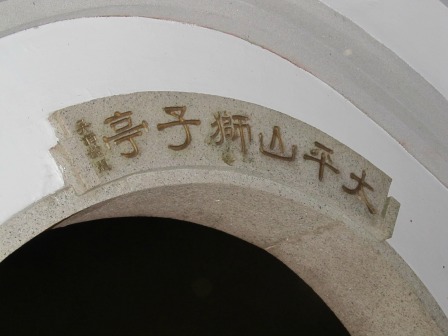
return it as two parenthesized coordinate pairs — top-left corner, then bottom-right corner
(0, 217), (350, 336)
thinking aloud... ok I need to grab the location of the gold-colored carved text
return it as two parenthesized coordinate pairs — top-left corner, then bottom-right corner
(157, 106), (201, 151)
(75, 119), (111, 173)
(304, 142), (340, 181)
(343, 169), (376, 214)
(259, 126), (297, 161)
(103, 111), (148, 158)
(211, 112), (252, 154)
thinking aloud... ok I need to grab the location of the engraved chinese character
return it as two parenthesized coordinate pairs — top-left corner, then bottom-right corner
(157, 106), (201, 151)
(75, 119), (110, 174)
(259, 126), (297, 161)
(82, 132), (97, 146)
(211, 112), (252, 154)
(304, 142), (340, 181)
(87, 144), (103, 159)
(103, 111), (148, 158)
(76, 119), (91, 135)
(96, 158), (111, 173)
(343, 169), (376, 214)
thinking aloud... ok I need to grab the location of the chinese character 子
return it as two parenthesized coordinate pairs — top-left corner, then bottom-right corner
(211, 112), (252, 154)
(157, 106), (201, 151)
(304, 142), (340, 181)
(343, 169), (376, 214)
(103, 111), (148, 158)
(259, 126), (297, 161)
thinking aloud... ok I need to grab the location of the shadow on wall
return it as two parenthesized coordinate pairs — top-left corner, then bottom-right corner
(0, 217), (350, 336)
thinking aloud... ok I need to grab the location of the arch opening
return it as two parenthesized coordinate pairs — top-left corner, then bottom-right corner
(0, 216), (349, 335)
(1, 171), (445, 335)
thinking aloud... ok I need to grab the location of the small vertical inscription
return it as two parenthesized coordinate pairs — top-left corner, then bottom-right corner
(259, 126), (297, 161)
(75, 119), (111, 173)
(211, 112), (252, 154)
(103, 111), (148, 158)
(157, 106), (201, 150)
(343, 169), (376, 214)
(304, 142), (340, 181)
(96, 159), (111, 173)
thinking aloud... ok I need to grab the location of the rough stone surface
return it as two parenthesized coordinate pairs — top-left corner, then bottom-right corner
(1, 173), (446, 335)
(50, 92), (397, 240)
(1, 92), (446, 335)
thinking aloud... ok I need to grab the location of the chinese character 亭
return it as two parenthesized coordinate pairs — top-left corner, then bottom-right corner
(103, 111), (148, 158)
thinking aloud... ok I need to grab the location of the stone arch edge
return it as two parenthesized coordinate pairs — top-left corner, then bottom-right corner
(0, 168), (446, 335)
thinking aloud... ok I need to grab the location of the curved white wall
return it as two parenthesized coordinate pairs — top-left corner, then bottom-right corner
(0, 17), (447, 315)
(321, 0), (448, 100)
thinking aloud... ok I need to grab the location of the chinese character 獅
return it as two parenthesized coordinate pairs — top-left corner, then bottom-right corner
(211, 112), (252, 154)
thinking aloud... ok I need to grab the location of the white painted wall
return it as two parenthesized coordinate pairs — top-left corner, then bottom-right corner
(321, 0), (448, 100)
(0, 17), (447, 315)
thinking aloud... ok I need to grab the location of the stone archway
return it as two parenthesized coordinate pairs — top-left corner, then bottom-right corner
(0, 216), (351, 335)
(0, 92), (446, 335)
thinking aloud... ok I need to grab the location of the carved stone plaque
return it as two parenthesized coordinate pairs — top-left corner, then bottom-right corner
(50, 92), (399, 241)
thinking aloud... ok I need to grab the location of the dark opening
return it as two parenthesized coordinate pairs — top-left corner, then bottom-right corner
(0, 217), (350, 335)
